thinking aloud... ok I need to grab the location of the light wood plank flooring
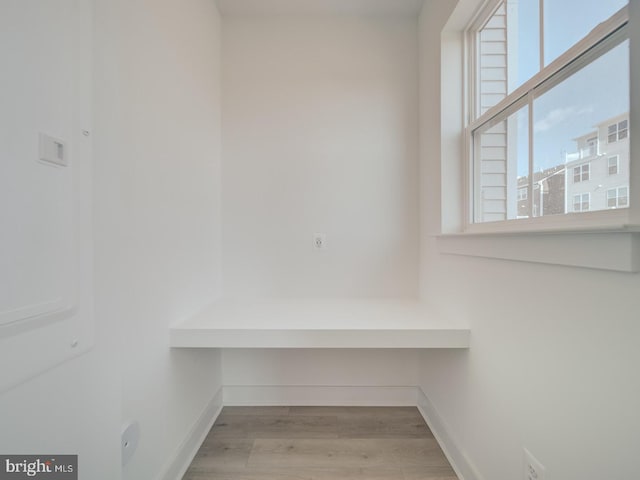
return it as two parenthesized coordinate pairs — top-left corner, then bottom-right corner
(183, 407), (458, 480)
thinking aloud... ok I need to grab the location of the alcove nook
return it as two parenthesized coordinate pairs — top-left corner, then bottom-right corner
(168, 0), (470, 411)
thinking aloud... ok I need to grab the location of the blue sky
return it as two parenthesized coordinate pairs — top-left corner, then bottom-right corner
(507, 0), (629, 175)
(532, 40), (629, 173)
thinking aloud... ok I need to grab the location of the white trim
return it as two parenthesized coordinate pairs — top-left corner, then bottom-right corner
(466, 0), (505, 121)
(573, 164), (590, 184)
(463, 208), (630, 235)
(223, 385), (419, 407)
(607, 186), (630, 208)
(469, 7), (628, 131)
(467, 0), (504, 35)
(436, 230), (640, 272)
(608, 155), (620, 175)
(573, 192), (591, 212)
(0, 299), (68, 329)
(157, 387), (223, 480)
(527, 91), (534, 218)
(539, 0), (544, 69)
(417, 387), (484, 480)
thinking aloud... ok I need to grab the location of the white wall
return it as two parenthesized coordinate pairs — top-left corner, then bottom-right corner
(93, 0), (224, 479)
(0, 1), (121, 478)
(221, 14), (420, 298)
(418, 2), (640, 480)
(222, 349), (421, 405)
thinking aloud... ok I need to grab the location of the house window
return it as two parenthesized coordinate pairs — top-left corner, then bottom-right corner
(467, 1), (629, 226)
(608, 156), (620, 175)
(517, 187), (528, 201)
(585, 137), (598, 158)
(608, 120), (629, 143)
(607, 187), (629, 208)
(573, 193), (590, 212)
(573, 164), (590, 183)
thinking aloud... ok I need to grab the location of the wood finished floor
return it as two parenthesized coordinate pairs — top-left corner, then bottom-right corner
(182, 407), (458, 480)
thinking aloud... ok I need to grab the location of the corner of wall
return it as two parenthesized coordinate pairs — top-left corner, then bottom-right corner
(417, 387), (483, 480)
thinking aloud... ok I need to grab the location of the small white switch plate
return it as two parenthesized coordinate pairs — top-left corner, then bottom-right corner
(524, 448), (545, 480)
(39, 132), (68, 167)
(313, 233), (327, 251)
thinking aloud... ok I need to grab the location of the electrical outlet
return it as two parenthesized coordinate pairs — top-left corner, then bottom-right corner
(524, 448), (545, 480)
(313, 233), (327, 251)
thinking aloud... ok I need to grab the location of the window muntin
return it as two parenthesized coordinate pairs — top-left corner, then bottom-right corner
(585, 137), (598, 158)
(608, 120), (629, 143)
(573, 164), (590, 183)
(468, 2), (629, 227)
(518, 188), (528, 200)
(607, 187), (629, 208)
(573, 193), (590, 212)
(609, 156), (619, 175)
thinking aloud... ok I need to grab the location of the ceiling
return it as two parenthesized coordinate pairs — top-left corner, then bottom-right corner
(215, 0), (426, 17)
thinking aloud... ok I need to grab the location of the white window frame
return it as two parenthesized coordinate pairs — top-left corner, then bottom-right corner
(608, 155), (620, 175)
(608, 119), (629, 143)
(573, 164), (590, 183)
(607, 186), (629, 208)
(517, 187), (527, 201)
(573, 193), (590, 212)
(463, 2), (630, 234)
(585, 137), (598, 158)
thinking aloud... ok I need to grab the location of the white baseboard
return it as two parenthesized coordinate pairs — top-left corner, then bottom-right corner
(223, 385), (419, 406)
(416, 387), (483, 480)
(158, 387), (223, 480)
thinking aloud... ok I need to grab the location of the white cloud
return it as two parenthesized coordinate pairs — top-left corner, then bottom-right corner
(534, 106), (594, 133)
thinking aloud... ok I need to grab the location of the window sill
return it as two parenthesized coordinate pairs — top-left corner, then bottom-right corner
(436, 228), (640, 272)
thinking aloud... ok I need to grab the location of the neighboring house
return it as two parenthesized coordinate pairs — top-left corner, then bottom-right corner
(517, 165), (566, 218)
(564, 113), (629, 213)
(516, 112), (629, 217)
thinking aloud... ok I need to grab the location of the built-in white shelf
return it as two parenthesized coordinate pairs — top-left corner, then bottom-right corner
(169, 299), (470, 349)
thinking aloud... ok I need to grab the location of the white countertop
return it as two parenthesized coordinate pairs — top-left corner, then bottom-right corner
(169, 299), (470, 349)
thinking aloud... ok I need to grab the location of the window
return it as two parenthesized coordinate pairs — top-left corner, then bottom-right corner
(608, 156), (620, 175)
(467, 1), (629, 226)
(573, 193), (590, 212)
(517, 187), (528, 200)
(607, 187), (629, 208)
(573, 164), (589, 183)
(608, 120), (629, 143)
(584, 137), (598, 158)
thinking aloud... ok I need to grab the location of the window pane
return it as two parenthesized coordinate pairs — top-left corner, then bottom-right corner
(507, 0), (540, 93)
(619, 188), (629, 206)
(479, 3), (508, 114)
(544, 0), (628, 66)
(474, 105), (529, 223)
(533, 40), (629, 216)
(478, 0), (540, 115)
